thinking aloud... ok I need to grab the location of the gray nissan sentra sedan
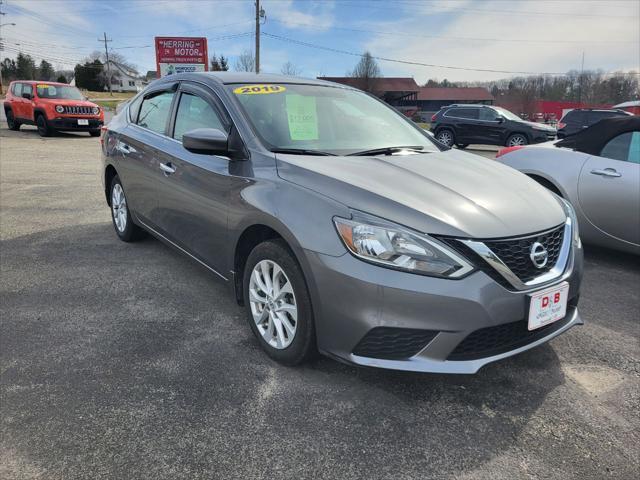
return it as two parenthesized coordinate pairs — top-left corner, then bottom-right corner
(101, 72), (583, 374)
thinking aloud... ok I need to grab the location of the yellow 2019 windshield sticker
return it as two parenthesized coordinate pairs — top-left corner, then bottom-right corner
(286, 95), (318, 141)
(233, 84), (286, 95)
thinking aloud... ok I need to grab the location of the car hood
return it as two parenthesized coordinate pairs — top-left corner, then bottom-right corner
(37, 98), (99, 107)
(276, 149), (566, 239)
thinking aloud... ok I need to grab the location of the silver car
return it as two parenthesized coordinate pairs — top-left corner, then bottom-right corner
(496, 116), (640, 255)
(101, 73), (583, 374)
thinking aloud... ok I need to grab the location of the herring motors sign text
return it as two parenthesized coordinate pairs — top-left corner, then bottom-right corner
(154, 37), (209, 77)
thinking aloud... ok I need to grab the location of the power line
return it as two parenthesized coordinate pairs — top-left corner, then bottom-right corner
(268, 18), (637, 45)
(262, 31), (640, 76)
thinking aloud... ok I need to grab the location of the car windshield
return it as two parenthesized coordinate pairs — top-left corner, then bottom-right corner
(227, 83), (440, 155)
(493, 106), (522, 122)
(36, 84), (84, 100)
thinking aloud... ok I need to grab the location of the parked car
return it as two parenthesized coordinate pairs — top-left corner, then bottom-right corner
(3, 81), (104, 137)
(430, 104), (556, 148)
(496, 116), (640, 254)
(557, 108), (632, 138)
(101, 72), (583, 374)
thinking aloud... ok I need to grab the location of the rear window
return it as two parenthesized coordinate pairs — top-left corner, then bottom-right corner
(11, 83), (22, 96)
(446, 108), (479, 120)
(561, 110), (585, 123)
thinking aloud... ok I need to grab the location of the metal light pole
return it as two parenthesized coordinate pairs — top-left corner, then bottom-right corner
(255, 1), (265, 73)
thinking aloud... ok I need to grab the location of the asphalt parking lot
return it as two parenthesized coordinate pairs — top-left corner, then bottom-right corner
(1, 125), (638, 480)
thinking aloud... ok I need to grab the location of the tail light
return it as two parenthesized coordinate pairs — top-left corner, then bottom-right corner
(431, 114), (437, 122)
(496, 146), (525, 158)
(100, 126), (108, 146)
(557, 122), (566, 129)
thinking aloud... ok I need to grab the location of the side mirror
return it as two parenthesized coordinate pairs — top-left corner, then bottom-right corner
(496, 116), (504, 123)
(183, 128), (229, 156)
(22, 92), (32, 100)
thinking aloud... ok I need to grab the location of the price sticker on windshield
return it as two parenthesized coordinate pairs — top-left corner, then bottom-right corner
(233, 85), (286, 95)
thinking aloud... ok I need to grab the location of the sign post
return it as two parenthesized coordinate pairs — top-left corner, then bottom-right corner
(154, 37), (209, 78)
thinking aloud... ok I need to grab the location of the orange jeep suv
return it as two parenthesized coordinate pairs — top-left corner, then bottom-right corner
(3, 81), (104, 137)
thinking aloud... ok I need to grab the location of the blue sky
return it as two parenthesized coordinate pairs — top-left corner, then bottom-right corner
(1, 0), (639, 82)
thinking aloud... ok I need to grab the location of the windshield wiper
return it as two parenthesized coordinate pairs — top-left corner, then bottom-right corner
(347, 146), (426, 156)
(271, 148), (337, 156)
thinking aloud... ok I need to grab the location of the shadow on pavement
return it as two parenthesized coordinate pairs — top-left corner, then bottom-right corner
(1, 223), (566, 479)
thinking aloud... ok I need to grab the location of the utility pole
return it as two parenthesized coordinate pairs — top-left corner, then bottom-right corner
(254, 1), (265, 73)
(255, 0), (260, 73)
(578, 51), (585, 105)
(98, 32), (113, 96)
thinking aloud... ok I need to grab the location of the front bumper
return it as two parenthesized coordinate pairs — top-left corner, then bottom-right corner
(50, 117), (103, 131)
(303, 241), (583, 374)
(531, 130), (557, 143)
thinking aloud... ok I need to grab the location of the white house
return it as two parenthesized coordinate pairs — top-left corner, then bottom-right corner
(105, 61), (146, 93)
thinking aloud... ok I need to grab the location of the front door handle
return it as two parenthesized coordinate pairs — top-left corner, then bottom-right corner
(590, 168), (621, 178)
(159, 162), (176, 175)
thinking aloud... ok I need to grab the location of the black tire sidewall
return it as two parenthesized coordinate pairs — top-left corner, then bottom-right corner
(6, 110), (19, 130)
(242, 240), (316, 365)
(109, 175), (139, 242)
(36, 114), (51, 137)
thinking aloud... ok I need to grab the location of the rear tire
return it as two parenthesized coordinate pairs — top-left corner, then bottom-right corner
(36, 114), (53, 137)
(109, 175), (146, 242)
(89, 129), (101, 137)
(6, 110), (20, 131)
(243, 239), (317, 365)
(435, 129), (455, 147)
(506, 133), (528, 147)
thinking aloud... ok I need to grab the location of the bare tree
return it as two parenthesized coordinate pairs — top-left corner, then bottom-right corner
(281, 61), (301, 76)
(349, 51), (382, 92)
(235, 50), (255, 72)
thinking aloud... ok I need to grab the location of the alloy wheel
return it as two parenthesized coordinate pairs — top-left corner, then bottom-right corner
(111, 183), (128, 233)
(508, 135), (527, 146)
(249, 259), (298, 349)
(437, 131), (453, 147)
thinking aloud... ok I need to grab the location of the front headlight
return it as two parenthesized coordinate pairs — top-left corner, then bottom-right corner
(558, 197), (580, 247)
(92, 106), (100, 115)
(334, 215), (474, 278)
(55, 105), (64, 113)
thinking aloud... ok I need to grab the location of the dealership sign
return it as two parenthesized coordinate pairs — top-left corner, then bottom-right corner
(154, 37), (209, 78)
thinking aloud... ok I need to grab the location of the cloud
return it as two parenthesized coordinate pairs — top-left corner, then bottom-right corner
(266, 0), (335, 31)
(364, 0), (640, 82)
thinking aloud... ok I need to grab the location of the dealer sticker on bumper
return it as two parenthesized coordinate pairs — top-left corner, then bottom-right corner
(77, 119), (89, 125)
(528, 282), (569, 331)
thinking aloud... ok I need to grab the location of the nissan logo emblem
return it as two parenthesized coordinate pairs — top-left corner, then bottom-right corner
(530, 242), (549, 269)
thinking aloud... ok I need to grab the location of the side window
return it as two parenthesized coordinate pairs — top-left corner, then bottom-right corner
(22, 84), (33, 97)
(479, 108), (499, 121)
(137, 91), (175, 135)
(12, 83), (22, 97)
(173, 92), (226, 142)
(128, 94), (144, 123)
(600, 132), (640, 163)
(447, 108), (479, 120)
(564, 110), (584, 124)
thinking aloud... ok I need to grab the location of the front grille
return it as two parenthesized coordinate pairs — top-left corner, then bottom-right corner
(63, 105), (93, 115)
(352, 327), (439, 360)
(448, 308), (575, 361)
(484, 224), (565, 283)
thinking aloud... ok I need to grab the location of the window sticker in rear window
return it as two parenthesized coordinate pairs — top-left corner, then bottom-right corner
(233, 85), (286, 95)
(286, 95), (318, 141)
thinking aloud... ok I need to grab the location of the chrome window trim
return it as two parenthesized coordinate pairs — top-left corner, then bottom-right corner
(459, 218), (572, 291)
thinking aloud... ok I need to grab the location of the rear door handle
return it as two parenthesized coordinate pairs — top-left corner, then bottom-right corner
(159, 162), (176, 175)
(590, 168), (621, 178)
(116, 141), (136, 154)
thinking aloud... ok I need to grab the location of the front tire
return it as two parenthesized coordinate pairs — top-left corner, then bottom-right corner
(435, 129), (455, 147)
(243, 239), (316, 365)
(109, 175), (145, 242)
(6, 110), (20, 131)
(506, 133), (528, 147)
(36, 114), (53, 137)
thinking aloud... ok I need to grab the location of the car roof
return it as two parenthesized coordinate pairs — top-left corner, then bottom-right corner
(570, 108), (629, 113)
(149, 72), (353, 89)
(556, 116), (640, 154)
(12, 80), (70, 86)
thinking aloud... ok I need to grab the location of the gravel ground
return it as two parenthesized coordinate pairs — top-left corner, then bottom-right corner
(1, 125), (639, 480)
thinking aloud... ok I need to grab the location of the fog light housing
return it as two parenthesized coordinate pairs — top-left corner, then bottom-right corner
(92, 106), (100, 115)
(55, 105), (64, 114)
